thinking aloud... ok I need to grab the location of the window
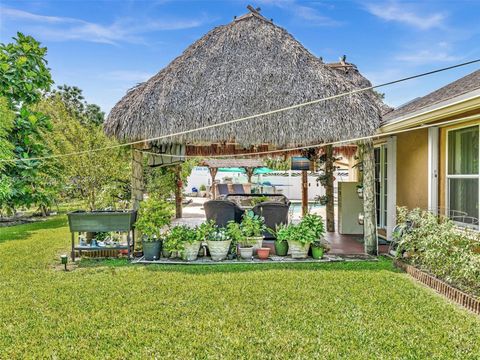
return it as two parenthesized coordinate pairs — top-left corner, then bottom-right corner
(375, 145), (388, 228)
(446, 125), (479, 229)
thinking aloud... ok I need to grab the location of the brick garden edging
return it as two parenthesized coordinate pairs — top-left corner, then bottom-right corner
(394, 260), (480, 315)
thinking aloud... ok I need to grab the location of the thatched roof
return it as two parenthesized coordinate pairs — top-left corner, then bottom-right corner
(104, 8), (383, 150)
(201, 158), (264, 169)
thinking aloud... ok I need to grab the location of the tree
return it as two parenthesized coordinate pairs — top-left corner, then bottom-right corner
(37, 96), (130, 211)
(0, 33), (57, 215)
(51, 85), (105, 125)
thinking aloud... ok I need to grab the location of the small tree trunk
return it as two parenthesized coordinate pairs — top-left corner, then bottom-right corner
(301, 170), (308, 216)
(325, 145), (335, 232)
(131, 145), (144, 211)
(361, 141), (377, 255)
(174, 165), (182, 219)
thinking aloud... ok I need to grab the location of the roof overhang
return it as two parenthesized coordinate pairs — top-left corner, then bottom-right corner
(379, 89), (480, 133)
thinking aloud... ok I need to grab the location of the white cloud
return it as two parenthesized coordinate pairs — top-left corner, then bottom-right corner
(365, 2), (446, 30)
(395, 42), (461, 64)
(0, 6), (209, 44)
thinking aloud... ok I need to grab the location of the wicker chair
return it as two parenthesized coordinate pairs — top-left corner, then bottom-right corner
(204, 200), (245, 227)
(252, 201), (290, 239)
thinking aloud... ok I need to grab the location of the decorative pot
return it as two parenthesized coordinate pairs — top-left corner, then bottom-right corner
(143, 240), (161, 261)
(250, 236), (264, 255)
(287, 240), (310, 259)
(257, 247), (270, 260)
(207, 240), (231, 261)
(311, 246), (324, 260)
(239, 247), (254, 259)
(182, 241), (201, 261)
(274, 240), (288, 256)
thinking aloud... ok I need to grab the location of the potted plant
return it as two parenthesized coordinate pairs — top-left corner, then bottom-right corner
(311, 240), (328, 259)
(164, 225), (201, 261)
(272, 224), (289, 256)
(207, 226), (232, 261)
(241, 211), (266, 254)
(301, 214), (326, 259)
(135, 198), (173, 261)
(226, 221), (253, 259)
(286, 223), (315, 259)
(199, 184), (207, 197)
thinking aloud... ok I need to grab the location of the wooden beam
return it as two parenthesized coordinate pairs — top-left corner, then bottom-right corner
(245, 167), (254, 184)
(325, 145), (335, 232)
(360, 141), (377, 255)
(302, 170), (308, 216)
(174, 164), (182, 218)
(131, 145), (144, 211)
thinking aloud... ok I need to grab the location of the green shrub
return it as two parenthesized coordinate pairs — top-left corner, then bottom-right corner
(240, 211), (266, 237)
(163, 225), (197, 253)
(135, 197), (173, 240)
(396, 207), (480, 296)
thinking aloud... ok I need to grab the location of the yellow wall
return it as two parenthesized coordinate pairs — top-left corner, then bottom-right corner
(396, 128), (429, 209)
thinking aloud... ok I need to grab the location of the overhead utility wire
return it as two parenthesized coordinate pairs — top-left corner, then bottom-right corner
(1, 58), (479, 164)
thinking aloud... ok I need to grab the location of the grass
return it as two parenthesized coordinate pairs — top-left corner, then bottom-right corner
(0, 217), (479, 359)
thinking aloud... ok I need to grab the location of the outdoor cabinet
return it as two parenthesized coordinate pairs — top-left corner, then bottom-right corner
(67, 210), (137, 261)
(338, 182), (364, 235)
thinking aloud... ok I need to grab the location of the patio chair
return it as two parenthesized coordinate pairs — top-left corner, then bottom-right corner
(204, 200), (245, 227)
(216, 183), (230, 198)
(252, 201), (290, 239)
(232, 184), (245, 194)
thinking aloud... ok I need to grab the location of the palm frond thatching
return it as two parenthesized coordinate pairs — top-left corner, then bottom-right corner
(104, 10), (383, 149)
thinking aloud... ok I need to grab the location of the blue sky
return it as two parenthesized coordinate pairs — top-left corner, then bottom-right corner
(1, 0), (479, 113)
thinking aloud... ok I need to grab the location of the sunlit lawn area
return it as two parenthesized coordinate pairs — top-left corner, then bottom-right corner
(1, 217), (479, 359)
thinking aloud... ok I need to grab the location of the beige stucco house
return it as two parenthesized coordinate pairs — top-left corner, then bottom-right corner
(375, 69), (480, 239)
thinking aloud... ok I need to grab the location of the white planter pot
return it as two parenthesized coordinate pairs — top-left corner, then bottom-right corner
(249, 237), (264, 255)
(239, 247), (254, 259)
(287, 240), (310, 259)
(182, 241), (201, 261)
(207, 240), (232, 261)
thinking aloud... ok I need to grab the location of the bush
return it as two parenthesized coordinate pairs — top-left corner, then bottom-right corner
(135, 198), (174, 240)
(396, 207), (480, 297)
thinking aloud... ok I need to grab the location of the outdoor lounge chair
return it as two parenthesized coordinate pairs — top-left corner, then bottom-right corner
(252, 201), (290, 239)
(204, 200), (245, 227)
(232, 184), (245, 194)
(216, 183), (230, 198)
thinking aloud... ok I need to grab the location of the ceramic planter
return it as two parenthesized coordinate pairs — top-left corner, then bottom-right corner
(287, 240), (310, 259)
(142, 240), (161, 261)
(274, 240), (288, 256)
(311, 246), (324, 259)
(249, 236), (264, 255)
(239, 247), (254, 259)
(207, 240), (231, 261)
(182, 241), (201, 261)
(257, 247), (270, 260)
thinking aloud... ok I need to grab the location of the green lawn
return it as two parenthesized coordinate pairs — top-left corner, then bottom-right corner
(1, 217), (479, 359)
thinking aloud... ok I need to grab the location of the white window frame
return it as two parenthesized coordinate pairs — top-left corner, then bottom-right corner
(375, 144), (388, 229)
(445, 123), (480, 230)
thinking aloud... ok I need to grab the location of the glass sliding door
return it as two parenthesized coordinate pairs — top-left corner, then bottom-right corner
(374, 145), (388, 228)
(447, 125), (479, 229)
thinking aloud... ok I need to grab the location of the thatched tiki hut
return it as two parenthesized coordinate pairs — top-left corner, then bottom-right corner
(104, 7), (384, 254)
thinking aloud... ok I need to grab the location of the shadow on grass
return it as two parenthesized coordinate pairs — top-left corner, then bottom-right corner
(0, 216), (67, 244)
(78, 256), (399, 274)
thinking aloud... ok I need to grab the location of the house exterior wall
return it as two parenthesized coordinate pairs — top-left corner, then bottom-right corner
(396, 128), (429, 210)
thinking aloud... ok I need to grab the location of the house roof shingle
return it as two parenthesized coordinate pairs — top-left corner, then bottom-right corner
(382, 69), (480, 124)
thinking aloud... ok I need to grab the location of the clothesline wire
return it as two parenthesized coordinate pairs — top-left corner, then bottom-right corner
(1, 58), (479, 164)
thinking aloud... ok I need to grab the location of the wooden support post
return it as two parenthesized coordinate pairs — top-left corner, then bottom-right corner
(209, 167), (218, 199)
(174, 164), (182, 218)
(131, 145), (144, 210)
(360, 141), (377, 255)
(302, 170), (308, 216)
(325, 145), (335, 232)
(245, 167), (254, 184)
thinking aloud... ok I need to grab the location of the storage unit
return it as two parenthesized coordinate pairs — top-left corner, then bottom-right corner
(338, 182), (364, 235)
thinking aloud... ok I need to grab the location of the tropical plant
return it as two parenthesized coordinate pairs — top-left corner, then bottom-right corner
(250, 195), (269, 206)
(135, 198), (173, 240)
(195, 220), (216, 242)
(241, 211), (266, 237)
(207, 227), (232, 242)
(396, 207), (480, 296)
(226, 221), (248, 247)
(301, 213), (325, 239)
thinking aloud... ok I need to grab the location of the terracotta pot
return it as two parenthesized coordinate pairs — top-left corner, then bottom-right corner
(257, 247), (270, 260)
